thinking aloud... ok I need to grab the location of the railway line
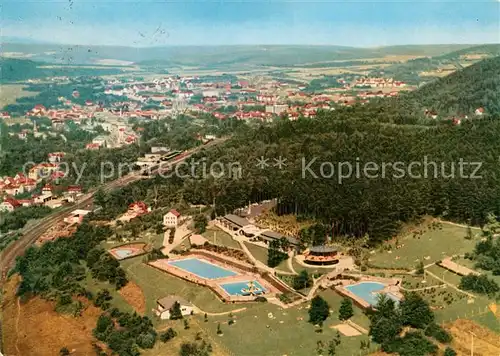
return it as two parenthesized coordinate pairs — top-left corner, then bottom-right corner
(0, 138), (224, 278)
(0, 138), (225, 353)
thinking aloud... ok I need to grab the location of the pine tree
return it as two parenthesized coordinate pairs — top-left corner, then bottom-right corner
(169, 301), (183, 320)
(338, 298), (354, 321)
(309, 295), (330, 324)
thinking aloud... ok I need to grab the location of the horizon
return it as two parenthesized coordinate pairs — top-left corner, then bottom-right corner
(3, 39), (500, 49)
(2, 0), (499, 47)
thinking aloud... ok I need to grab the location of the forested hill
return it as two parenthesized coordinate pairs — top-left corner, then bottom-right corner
(369, 55), (500, 121)
(402, 55), (500, 115)
(89, 57), (500, 246)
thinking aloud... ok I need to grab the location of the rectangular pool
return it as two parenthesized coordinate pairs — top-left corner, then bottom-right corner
(345, 282), (400, 306)
(219, 280), (266, 296)
(167, 258), (238, 279)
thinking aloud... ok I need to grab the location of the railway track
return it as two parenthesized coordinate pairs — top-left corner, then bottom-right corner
(0, 138), (226, 353)
(0, 137), (226, 280)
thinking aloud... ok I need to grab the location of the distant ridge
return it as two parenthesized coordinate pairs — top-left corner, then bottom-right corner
(0, 42), (480, 66)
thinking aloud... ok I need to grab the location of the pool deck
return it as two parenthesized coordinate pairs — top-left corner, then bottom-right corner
(108, 243), (147, 260)
(149, 252), (278, 302)
(334, 275), (403, 309)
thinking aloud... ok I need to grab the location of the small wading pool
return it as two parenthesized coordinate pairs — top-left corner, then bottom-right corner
(167, 258), (238, 279)
(219, 280), (266, 296)
(114, 249), (136, 258)
(345, 282), (400, 306)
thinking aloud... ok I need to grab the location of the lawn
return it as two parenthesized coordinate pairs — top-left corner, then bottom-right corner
(202, 227), (241, 250)
(120, 257), (238, 318)
(141, 317), (231, 356)
(401, 274), (444, 290)
(292, 258), (335, 275)
(425, 265), (463, 286)
(194, 300), (376, 356)
(243, 241), (291, 272)
(368, 222), (477, 269)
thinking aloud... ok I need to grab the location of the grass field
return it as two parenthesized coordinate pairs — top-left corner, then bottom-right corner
(401, 274), (444, 290)
(368, 222), (477, 269)
(203, 227), (241, 250)
(141, 317), (231, 356)
(0, 84), (38, 108)
(243, 241), (291, 272)
(425, 265), (463, 286)
(291, 258), (336, 275)
(194, 299), (375, 356)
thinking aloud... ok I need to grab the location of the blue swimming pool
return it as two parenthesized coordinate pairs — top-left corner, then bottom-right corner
(219, 280), (266, 296)
(115, 249), (134, 258)
(345, 282), (400, 306)
(168, 258), (238, 279)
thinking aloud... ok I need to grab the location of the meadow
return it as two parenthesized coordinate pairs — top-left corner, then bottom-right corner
(367, 222), (477, 269)
(0, 84), (38, 108)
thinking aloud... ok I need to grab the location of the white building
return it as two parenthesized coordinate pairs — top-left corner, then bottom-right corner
(151, 146), (170, 154)
(64, 209), (91, 225)
(155, 296), (193, 320)
(202, 90), (220, 98)
(163, 209), (181, 227)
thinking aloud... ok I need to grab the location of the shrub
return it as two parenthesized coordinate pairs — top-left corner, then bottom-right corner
(424, 323), (452, 343)
(160, 328), (177, 342)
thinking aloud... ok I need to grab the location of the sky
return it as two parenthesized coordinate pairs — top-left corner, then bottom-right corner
(2, 0), (500, 47)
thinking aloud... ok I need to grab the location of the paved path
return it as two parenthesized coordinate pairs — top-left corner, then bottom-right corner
(400, 284), (446, 292)
(162, 220), (193, 255)
(192, 306), (247, 316)
(438, 220), (481, 230)
(346, 319), (369, 335)
(287, 251), (299, 275)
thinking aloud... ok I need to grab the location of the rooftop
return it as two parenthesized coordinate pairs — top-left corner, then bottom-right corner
(223, 214), (250, 227)
(309, 245), (338, 254)
(157, 295), (192, 310)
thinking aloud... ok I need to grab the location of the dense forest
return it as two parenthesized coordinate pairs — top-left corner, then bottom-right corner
(0, 58), (123, 83)
(94, 57), (500, 245)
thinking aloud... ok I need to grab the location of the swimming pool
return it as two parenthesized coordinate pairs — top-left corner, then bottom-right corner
(114, 249), (135, 258)
(345, 282), (400, 306)
(168, 258), (238, 279)
(219, 280), (266, 296)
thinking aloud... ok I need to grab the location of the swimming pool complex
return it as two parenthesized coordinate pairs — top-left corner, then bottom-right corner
(167, 257), (238, 279)
(219, 280), (266, 296)
(345, 282), (400, 306)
